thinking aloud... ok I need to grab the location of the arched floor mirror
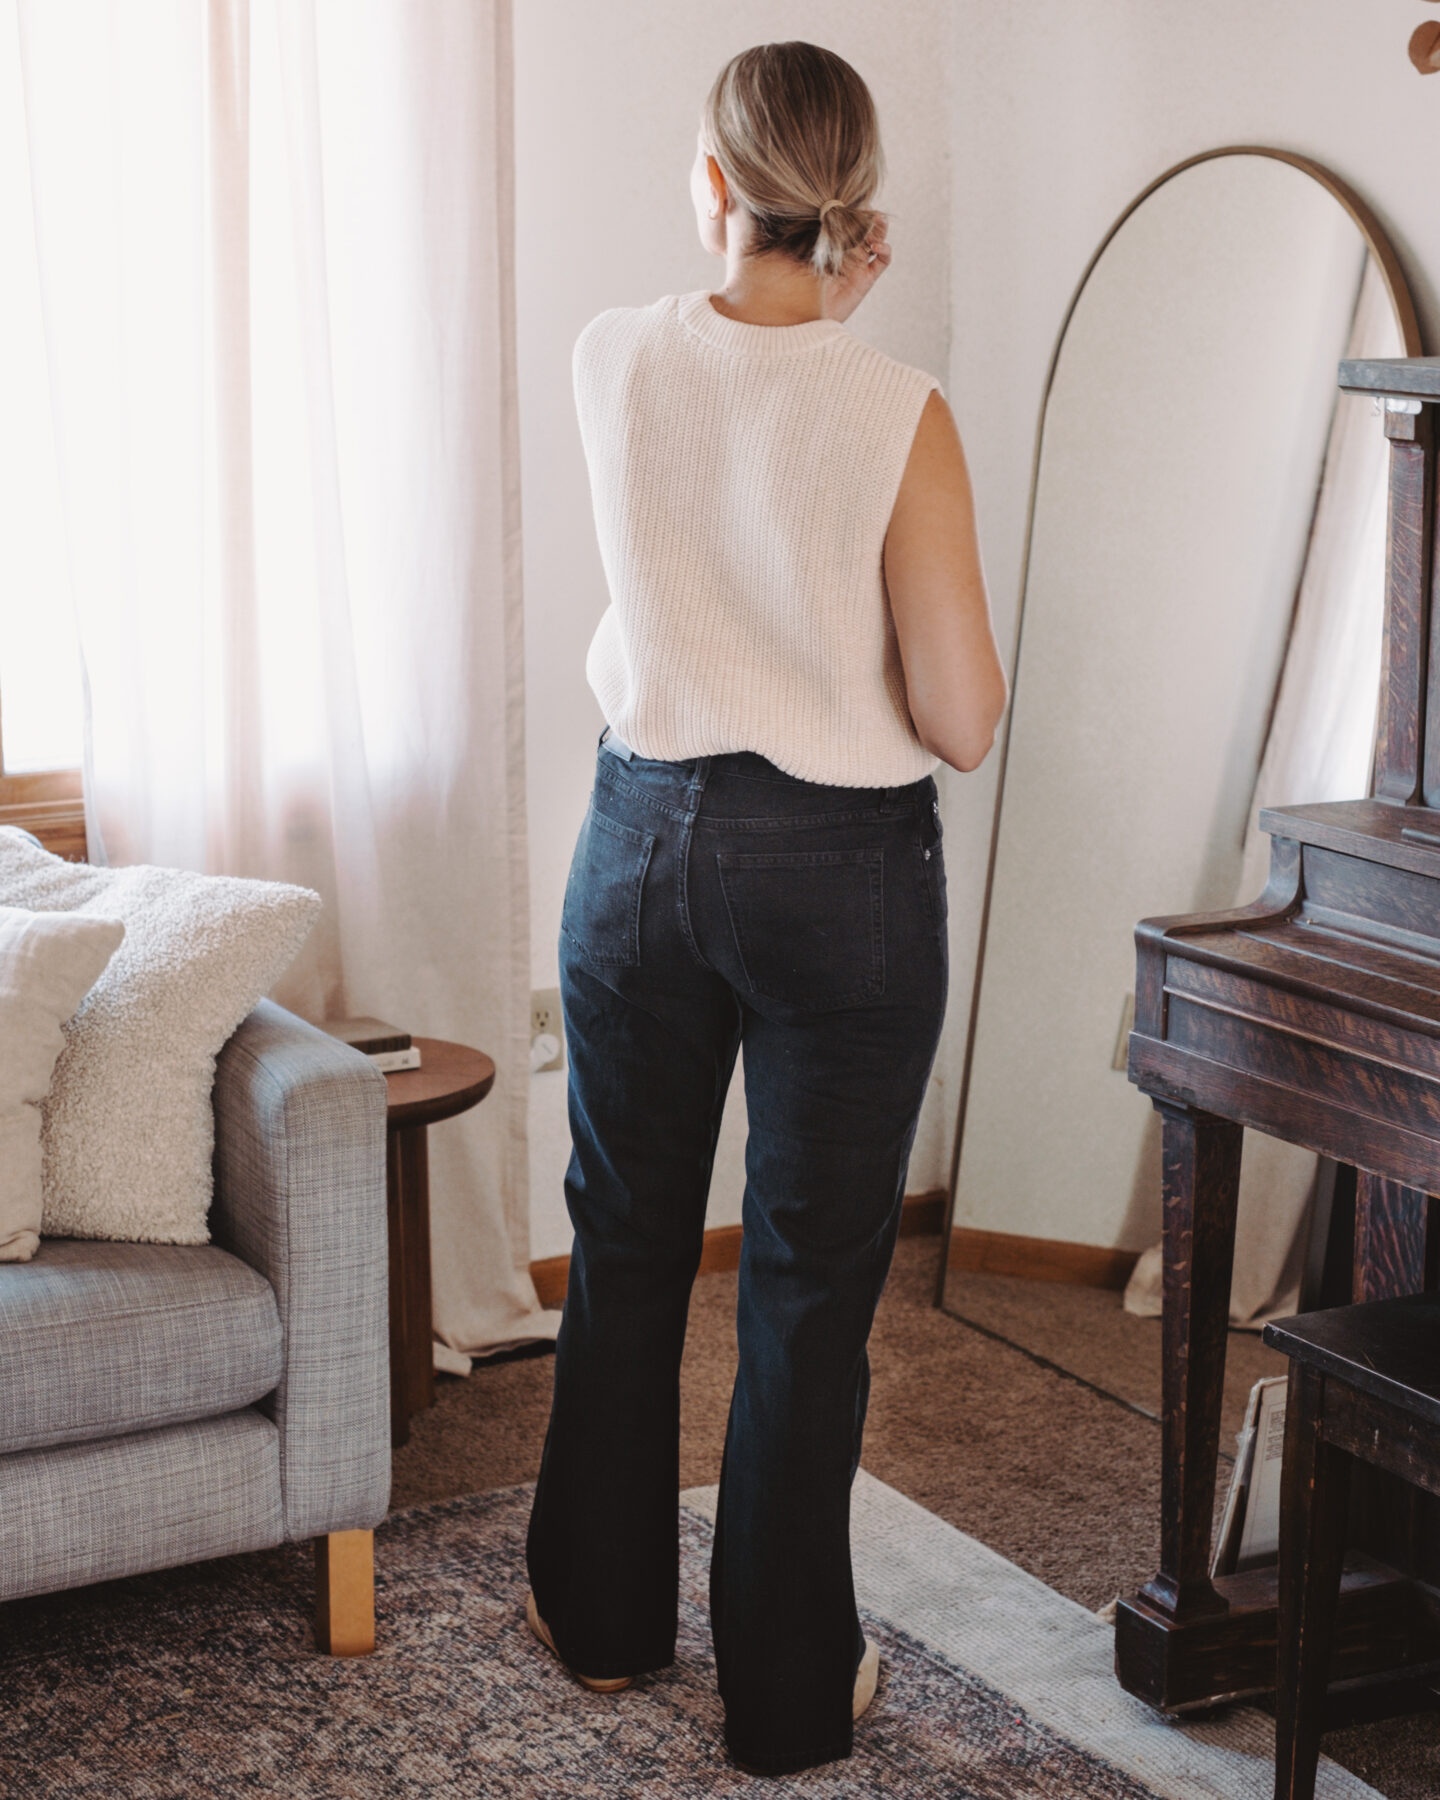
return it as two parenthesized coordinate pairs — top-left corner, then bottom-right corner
(936, 149), (1420, 1332)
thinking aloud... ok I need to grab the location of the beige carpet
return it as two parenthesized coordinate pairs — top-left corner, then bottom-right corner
(393, 1237), (1440, 1798)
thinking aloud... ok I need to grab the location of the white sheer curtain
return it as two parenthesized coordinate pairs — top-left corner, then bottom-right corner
(1126, 256), (1401, 1329)
(17, 0), (556, 1361)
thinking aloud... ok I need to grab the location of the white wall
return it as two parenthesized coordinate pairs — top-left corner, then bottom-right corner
(514, 3), (953, 1259)
(942, 0), (1440, 1246)
(515, 0), (1440, 1261)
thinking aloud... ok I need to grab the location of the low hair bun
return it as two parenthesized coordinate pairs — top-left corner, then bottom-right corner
(704, 43), (882, 279)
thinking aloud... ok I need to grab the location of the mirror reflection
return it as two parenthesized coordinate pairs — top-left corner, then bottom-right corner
(942, 151), (1412, 1333)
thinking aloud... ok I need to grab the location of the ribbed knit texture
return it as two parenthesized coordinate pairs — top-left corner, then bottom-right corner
(575, 291), (941, 787)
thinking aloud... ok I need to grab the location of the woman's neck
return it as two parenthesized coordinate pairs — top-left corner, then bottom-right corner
(709, 232), (829, 328)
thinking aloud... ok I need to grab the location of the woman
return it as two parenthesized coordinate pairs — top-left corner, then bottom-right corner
(525, 41), (1006, 1777)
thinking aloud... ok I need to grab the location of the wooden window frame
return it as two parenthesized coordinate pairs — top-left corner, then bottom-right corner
(0, 765), (86, 863)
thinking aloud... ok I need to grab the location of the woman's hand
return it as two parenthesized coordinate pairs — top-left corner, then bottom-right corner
(824, 215), (891, 324)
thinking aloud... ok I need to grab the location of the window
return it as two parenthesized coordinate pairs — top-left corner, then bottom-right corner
(0, 7), (85, 859)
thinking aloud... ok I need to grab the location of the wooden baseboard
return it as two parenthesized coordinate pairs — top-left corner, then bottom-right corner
(946, 1224), (1140, 1291)
(529, 1187), (949, 1311)
(528, 1194), (1135, 1308)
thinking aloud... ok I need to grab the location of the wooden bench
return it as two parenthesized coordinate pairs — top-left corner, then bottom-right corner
(1263, 1293), (1440, 1800)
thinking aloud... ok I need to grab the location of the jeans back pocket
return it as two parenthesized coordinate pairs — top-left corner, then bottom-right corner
(717, 848), (884, 1009)
(561, 804), (655, 968)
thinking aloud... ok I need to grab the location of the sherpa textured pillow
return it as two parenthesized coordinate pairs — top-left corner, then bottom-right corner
(0, 829), (321, 1245)
(0, 904), (125, 1261)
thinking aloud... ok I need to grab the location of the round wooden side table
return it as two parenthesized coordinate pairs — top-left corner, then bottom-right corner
(384, 1038), (494, 1448)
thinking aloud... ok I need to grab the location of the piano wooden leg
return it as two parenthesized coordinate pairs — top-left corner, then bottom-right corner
(1139, 1100), (1243, 1622)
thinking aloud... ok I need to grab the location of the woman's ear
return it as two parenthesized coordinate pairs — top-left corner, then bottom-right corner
(705, 153), (728, 220)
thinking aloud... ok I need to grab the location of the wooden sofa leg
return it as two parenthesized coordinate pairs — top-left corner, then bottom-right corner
(315, 1529), (375, 1656)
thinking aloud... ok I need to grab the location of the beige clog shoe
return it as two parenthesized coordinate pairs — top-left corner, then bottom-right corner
(853, 1637), (880, 1720)
(525, 1591), (634, 1693)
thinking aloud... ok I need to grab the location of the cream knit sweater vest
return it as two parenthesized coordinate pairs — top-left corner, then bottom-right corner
(575, 290), (940, 787)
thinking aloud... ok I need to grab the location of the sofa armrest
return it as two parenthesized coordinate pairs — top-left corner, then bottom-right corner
(211, 999), (390, 1540)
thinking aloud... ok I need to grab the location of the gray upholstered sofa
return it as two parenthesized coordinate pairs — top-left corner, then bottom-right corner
(0, 1000), (391, 1653)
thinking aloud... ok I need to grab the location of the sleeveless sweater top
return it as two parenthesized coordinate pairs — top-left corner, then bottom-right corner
(574, 290), (941, 787)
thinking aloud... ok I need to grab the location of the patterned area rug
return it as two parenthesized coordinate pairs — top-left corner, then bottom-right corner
(0, 1474), (1378, 1799)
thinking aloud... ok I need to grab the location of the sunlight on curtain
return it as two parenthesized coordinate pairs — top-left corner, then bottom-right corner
(0, 7), (81, 773)
(16, 0), (550, 1359)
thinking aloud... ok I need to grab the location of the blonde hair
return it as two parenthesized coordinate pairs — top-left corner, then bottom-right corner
(702, 43), (883, 279)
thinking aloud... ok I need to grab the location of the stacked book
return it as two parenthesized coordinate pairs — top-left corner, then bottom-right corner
(1212, 1374), (1286, 1578)
(323, 1017), (421, 1073)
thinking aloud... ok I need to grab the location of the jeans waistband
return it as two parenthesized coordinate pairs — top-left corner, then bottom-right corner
(594, 728), (936, 824)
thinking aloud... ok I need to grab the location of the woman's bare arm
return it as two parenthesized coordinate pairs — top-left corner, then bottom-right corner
(884, 391), (1008, 774)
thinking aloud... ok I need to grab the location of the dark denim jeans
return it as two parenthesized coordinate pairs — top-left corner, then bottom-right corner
(526, 735), (948, 1775)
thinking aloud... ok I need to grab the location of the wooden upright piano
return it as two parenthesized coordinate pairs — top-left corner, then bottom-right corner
(1119, 355), (1440, 1713)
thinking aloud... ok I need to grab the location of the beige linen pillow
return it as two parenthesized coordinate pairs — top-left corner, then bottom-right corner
(0, 829), (321, 1245)
(0, 904), (125, 1262)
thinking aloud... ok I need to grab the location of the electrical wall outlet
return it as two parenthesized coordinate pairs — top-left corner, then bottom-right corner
(531, 987), (564, 1074)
